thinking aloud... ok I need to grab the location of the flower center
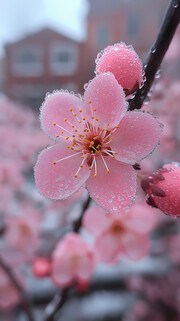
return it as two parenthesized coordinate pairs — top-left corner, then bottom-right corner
(52, 100), (119, 179)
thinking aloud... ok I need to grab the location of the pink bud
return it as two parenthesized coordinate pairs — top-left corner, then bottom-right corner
(32, 257), (51, 278)
(141, 163), (180, 218)
(95, 43), (144, 95)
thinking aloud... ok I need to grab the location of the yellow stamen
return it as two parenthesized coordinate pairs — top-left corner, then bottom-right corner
(74, 174), (77, 178)
(79, 109), (82, 112)
(65, 136), (69, 140)
(74, 113), (77, 116)
(69, 108), (73, 112)
(53, 161), (56, 165)
(64, 118), (67, 122)
(93, 108), (96, 111)
(53, 122), (56, 126)
(93, 174), (97, 178)
(89, 100), (92, 104)
(61, 131), (64, 134)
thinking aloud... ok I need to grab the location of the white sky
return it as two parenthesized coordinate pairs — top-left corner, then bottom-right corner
(0, 0), (89, 56)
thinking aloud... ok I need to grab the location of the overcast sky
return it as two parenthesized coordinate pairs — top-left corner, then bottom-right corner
(0, 0), (89, 56)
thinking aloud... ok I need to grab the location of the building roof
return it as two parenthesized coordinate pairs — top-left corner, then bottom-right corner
(5, 27), (80, 49)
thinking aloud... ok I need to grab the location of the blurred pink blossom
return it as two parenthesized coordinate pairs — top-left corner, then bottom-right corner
(51, 233), (95, 288)
(0, 205), (41, 265)
(83, 204), (157, 263)
(0, 267), (21, 310)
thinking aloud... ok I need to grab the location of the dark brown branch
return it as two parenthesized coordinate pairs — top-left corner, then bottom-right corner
(73, 195), (91, 232)
(44, 196), (91, 321)
(0, 257), (35, 321)
(128, 0), (180, 110)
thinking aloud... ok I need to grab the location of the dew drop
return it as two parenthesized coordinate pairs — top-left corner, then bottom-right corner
(173, 2), (179, 8)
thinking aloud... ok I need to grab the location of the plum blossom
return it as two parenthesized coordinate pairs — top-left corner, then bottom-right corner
(141, 162), (180, 217)
(83, 204), (157, 263)
(51, 233), (95, 288)
(0, 205), (41, 265)
(0, 267), (21, 310)
(95, 42), (143, 95)
(35, 72), (162, 213)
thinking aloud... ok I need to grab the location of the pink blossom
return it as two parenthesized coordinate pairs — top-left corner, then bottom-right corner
(141, 162), (180, 217)
(35, 73), (162, 213)
(51, 233), (95, 288)
(0, 267), (21, 310)
(83, 204), (156, 263)
(95, 43), (143, 95)
(1, 206), (41, 265)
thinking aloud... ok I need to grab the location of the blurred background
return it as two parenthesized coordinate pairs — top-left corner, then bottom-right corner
(0, 0), (180, 320)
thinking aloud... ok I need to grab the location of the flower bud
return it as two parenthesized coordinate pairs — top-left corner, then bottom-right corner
(141, 163), (180, 218)
(95, 42), (144, 96)
(32, 257), (51, 278)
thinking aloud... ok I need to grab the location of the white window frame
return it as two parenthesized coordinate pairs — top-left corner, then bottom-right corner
(11, 45), (43, 77)
(49, 42), (78, 76)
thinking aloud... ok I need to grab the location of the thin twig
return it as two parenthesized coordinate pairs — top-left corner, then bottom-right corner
(128, 0), (180, 111)
(0, 257), (35, 321)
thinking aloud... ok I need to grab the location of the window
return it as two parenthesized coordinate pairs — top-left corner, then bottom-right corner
(49, 43), (78, 76)
(12, 45), (43, 77)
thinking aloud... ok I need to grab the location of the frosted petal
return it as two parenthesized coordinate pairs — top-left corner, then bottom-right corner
(86, 157), (137, 213)
(83, 73), (127, 128)
(111, 111), (162, 164)
(83, 206), (112, 237)
(35, 141), (90, 200)
(40, 91), (82, 139)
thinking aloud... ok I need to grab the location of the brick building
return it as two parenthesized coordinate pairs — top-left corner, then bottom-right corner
(3, 0), (169, 107)
(3, 28), (85, 107)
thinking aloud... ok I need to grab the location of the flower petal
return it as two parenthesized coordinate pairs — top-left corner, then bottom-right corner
(52, 257), (74, 287)
(123, 203), (157, 235)
(86, 157), (137, 213)
(40, 91), (83, 139)
(83, 206), (112, 237)
(35, 141), (90, 200)
(121, 232), (150, 260)
(110, 111), (162, 164)
(96, 231), (122, 263)
(76, 253), (95, 282)
(83, 73), (127, 128)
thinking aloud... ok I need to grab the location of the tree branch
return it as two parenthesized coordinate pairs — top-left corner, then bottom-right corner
(128, 0), (180, 111)
(0, 257), (35, 321)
